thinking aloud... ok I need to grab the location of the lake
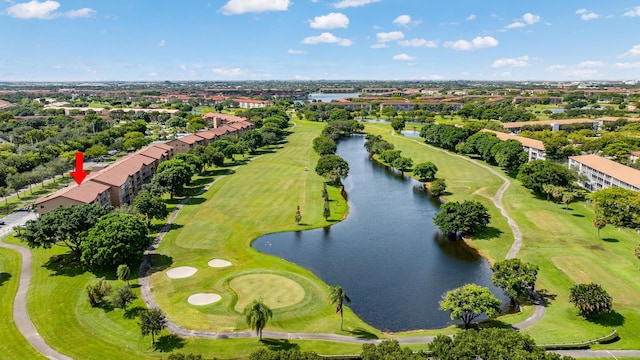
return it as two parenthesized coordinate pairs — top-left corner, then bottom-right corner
(252, 135), (508, 331)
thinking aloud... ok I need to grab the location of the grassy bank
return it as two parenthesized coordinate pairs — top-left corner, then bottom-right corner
(365, 122), (640, 349)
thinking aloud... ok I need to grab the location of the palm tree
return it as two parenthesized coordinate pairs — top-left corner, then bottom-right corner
(244, 299), (272, 340)
(592, 216), (607, 240)
(116, 264), (131, 286)
(138, 308), (166, 346)
(328, 285), (351, 331)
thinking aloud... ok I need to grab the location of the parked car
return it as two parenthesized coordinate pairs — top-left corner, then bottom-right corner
(0, 219), (5, 225)
(17, 204), (32, 212)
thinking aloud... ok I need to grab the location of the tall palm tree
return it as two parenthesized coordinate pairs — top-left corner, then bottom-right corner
(244, 299), (272, 340)
(328, 285), (351, 331)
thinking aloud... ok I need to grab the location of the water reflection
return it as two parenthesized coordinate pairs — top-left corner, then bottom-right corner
(253, 135), (508, 331)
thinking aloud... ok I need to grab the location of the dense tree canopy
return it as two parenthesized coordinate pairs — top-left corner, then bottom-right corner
(439, 284), (502, 329)
(361, 340), (428, 360)
(491, 258), (539, 305)
(433, 200), (491, 239)
(312, 136), (337, 156)
(315, 154), (349, 184)
(412, 162), (438, 181)
(430, 329), (573, 360)
(363, 134), (394, 155)
(19, 203), (112, 257)
(153, 160), (194, 198)
(492, 139), (528, 172)
(569, 283), (613, 319)
(517, 160), (575, 194)
(133, 190), (168, 226)
(589, 187), (640, 228)
(80, 213), (150, 269)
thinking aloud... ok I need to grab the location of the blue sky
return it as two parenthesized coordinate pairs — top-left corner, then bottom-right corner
(1, 0), (640, 82)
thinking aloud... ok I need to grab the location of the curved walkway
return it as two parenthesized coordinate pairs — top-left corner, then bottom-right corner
(0, 214), (74, 360)
(396, 134), (547, 330)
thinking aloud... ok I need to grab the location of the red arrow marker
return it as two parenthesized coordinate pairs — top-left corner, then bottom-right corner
(70, 152), (89, 185)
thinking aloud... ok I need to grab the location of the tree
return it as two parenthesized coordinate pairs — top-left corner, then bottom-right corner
(569, 283), (613, 319)
(19, 203), (111, 257)
(241, 129), (265, 153)
(589, 188), (640, 228)
(491, 259), (539, 306)
(133, 190), (169, 226)
(80, 213), (150, 270)
(312, 136), (337, 156)
(517, 160), (575, 195)
(592, 216), (607, 240)
(430, 178), (447, 197)
(433, 201), (491, 239)
(413, 162), (438, 181)
(86, 277), (112, 308)
(117, 264), (131, 286)
(323, 200), (331, 221)
(429, 329), (571, 360)
(138, 308), (166, 345)
(244, 299), (273, 340)
(361, 340), (428, 360)
(379, 149), (402, 164)
(249, 349), (321, 360)
(391, 118), (405, 132)
(295, 205), (302, 224)
(381, 105), (397, 120)
(328, 285), (351, 331)
(173, 153), (204, 175)
(562, 191), (574, 210)
(439, 284), (502, 329)
(153, 161), (194, 199)
(315, 155), (349, 185)
(111, 285), (137, 311)
(392, 156), (413, 173)
(492, 140), (528, 173)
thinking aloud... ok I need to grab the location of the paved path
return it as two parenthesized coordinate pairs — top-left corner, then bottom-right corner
(0, 211), (74, 360)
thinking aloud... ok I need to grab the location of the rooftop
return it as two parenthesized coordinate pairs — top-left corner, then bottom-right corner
(570, 154), (640, 189)
(481, 129), (545, 150)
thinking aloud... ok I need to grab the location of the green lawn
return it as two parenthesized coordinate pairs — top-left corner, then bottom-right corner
(149, 119), (377, 335)
(365, 122), (640, 349)
(0, 247), (46, 359)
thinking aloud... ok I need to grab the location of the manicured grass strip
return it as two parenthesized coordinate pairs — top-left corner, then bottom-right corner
(0, 247), (46, 359)
(150, 119), (375, 336)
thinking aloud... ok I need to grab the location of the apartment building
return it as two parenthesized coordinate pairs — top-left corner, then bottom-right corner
(480, 130), (546, 161)
(569, 154), (640, 192)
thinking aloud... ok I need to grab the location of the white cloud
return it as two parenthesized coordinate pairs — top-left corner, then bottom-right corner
(623, 6), (640, 17)
(309, 12), (349, 29)
(566, 69), (598, 78)
(444, 36), (498, 51)
(506, 21), (525, 29)
(288, 49), (308, 54)
(505, 12), (540, 30)
(577, 61), (605, 68)
(371, 43), (388, 49)
(398, 38), (437, 48)
(393, 15), (411, 26)
(522, 13), (540, 25)
(157, 40), (166, 47)
(6, 0), (95, 19)
(621, 44), (640, 57)
(302, 32), (353, 46)
(220, 0), (290, 15)
(576, 8), (600, 21)
(295, 74), (311, 80)
(211, 67), (248, 77)
(613, 62), (640, 69)
(466, 14), (476, 20)
(147, 72), (158, 77)
(392, 53), (416, 61)
(376, 31), (404, 42)
(65, 8), (95, 18)
(546, 64), (568, 72)
(492, 56), (531, 68)
(333, 0), (380, 8)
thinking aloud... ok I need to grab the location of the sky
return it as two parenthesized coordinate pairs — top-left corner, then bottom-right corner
(2, 0), (640, 82)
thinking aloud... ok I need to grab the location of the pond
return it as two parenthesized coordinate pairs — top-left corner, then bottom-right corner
(252, 135), (509, 331)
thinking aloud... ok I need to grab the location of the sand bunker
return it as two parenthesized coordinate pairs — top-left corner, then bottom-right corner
(188, 293), (222, 305)
(208, 259), (232, 268)
(166, 266), (197, 279)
